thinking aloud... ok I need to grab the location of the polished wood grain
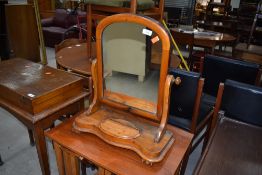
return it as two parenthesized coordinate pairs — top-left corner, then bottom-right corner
(170, 28), (236, 53)
(0, 58), (88, 175)
(74, 106), (174, 163)
(74, 14), (177, 164)
(56, 42), (96, 77)
(46, 116), (194, 175)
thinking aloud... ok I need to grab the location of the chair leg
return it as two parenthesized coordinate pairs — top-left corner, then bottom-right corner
(81, 161), (87, 175)
(0, 154), (4, 166)
(179, 144), (192, 175)
(27, 129), (35, 146)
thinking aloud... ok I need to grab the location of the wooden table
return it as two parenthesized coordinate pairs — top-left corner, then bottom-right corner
(56, 43), (94, 77)
(0, 58), (88, 175)
(46, 115), (194, 175)
(170, 28), (236, 53)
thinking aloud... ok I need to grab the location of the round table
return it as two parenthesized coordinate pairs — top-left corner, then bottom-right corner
(56, 42), (96, 76)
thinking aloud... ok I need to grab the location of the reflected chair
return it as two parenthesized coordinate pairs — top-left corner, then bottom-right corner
(201, 54), (261, 106)
(194, 80), (262, 175)
(168, 69), (214, 173)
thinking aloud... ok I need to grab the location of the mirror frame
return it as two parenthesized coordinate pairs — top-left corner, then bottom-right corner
(96, 14), (171, 121)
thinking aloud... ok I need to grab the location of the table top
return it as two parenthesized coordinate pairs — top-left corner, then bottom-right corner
(0, 58), (82, 98)
(171, 28), (236, 42)
(195, 117), (262, 175)
(46, 115), (193, 175)
(0, 58), (87, 122)
(56, 43), (96, 76)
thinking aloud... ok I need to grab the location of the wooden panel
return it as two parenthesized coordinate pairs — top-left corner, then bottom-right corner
(5, 4), (40, 62)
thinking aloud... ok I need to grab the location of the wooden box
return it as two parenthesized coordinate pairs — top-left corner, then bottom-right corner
(0, 58), (83, 115)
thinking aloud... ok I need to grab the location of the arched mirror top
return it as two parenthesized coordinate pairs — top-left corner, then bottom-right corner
(95, 14), (171, 121)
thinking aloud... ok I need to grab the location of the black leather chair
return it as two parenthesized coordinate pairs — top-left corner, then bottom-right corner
(169, 68), (214, 147)
(194, 80), (262, 175)
(201, 54), (261, 106)
(212, 79), (262, 129)
(168, 69), (214, 173)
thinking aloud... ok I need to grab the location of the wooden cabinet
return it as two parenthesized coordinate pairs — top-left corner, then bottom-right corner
(5, 4), (40, 62)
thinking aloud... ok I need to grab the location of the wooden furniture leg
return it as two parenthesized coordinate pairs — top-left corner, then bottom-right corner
(33, 125), (50, 175)
(0, 154), (3, 166)
(27, 128), (35, 146)
(54, 142), (65, 175)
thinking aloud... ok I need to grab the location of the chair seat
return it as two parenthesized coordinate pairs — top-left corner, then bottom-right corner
(169, 102), (213, 131)
(194, 117), (262, 175)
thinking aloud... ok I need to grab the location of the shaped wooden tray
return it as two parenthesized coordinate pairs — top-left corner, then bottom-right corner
(73, 107), (175, 164)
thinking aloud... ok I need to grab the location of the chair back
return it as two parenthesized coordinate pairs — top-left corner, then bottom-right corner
(169, 69), (200, 120)
(202, 54), (260, 97)
(220, 80), (262, 127)
(170, 30), (194, 63)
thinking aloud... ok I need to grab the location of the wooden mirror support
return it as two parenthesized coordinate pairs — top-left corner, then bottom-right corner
(74, 14), (176, 164)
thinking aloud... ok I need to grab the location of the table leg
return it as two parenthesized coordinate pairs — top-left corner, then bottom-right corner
(33, 125), (50, 175)
(27, 128), (35, 146)
(54, 142), (65, 175)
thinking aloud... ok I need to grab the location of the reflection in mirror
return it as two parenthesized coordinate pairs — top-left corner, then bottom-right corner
(102, 22), (163, 113)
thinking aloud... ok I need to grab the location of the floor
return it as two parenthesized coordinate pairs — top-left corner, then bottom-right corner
(0, 47), (203, 175)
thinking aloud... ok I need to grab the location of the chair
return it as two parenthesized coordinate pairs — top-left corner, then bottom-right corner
(201, 54), (261, 106)
(212, 79), (262, 130)
(168, 69), (214, 173)
(170, 30), (194, 67)
(41, 9), (86, 47)
(194, 80), (262, 175)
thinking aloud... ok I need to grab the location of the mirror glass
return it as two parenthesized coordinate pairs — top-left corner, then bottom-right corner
(102, 22), (163, 113)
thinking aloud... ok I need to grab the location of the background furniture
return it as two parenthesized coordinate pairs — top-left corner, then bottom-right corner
(0, 154), (3, 166)
(170, 30), (194, 68)
(45, 116), (193, 175)
(0, 0), (9, 60)
(0, 58), (88, 175)
(5, 4), (40, 62)
(85, 0), (164, 57)
(201, 54), (261, 106)
(41, 9), (86, 47)
(55, 39), (93, 101)
(194, 80), (262, 175)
